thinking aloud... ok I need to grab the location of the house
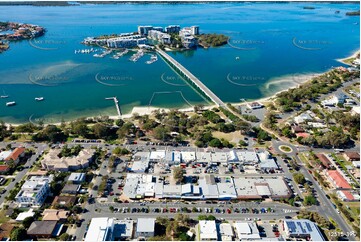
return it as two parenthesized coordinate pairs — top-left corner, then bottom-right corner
(247, 101), (264, 109)
(283, 219), (325, 241)
(42, 209), (69, 221)
(220, 223), (234, 241)
(234, 222), (261, 240)
(343, 152), (360, 162)
(291, 125), (304, 133)
(136, 218), (155, 238)
(316, 154), (332, 169)
(4, 147), (25, 164)
(27, 221), (60, 238)
(0, 165), (9, 174)
(67, 172), (86, 184)
(0, 151), (11, 161)
(85, 217), (115, 241)
(326, 170), (352, 189)
(52, 195), (76, 208)
(0, 223), (14, 241)
(41, 149), (94, 171)
(294, 111), (314, 124)
(15, 209), (35, 222)
(61, 184), (81, 195)
(15, 175), (53, 207)
(199, 220), (218, 241)
(336, 190), (360, 202)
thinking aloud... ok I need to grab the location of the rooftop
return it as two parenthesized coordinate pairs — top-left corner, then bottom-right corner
(136, 218), (155, 233)
(327, 170), (352, 189)
(199, 220), (218, 240)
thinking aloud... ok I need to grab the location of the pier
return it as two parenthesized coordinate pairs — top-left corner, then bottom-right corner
(105, 97), (122, 118)
(156, 48), (226, 107)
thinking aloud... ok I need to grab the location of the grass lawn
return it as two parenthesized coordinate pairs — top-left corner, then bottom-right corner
(343, 202), (360, 219)
(0, 209), (10, 223)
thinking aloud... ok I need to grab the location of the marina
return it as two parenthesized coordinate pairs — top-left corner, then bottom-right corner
(129, 49), (144, 62)
(146, 54), (158, 64)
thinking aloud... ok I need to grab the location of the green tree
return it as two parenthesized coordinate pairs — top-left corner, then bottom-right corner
(22, 216), (34, 229)
(173, 167), (184, 183)
(208, 138), (222, 148)
(59, 233), (69, 241)
(293, 173), (306, 185)
(10, 227), (27, 241)
(303, 195), (318, 206)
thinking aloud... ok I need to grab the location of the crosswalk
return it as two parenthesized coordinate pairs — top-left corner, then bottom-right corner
(283, 209), (298, 213)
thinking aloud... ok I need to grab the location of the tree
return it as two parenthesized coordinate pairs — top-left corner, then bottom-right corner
(293, 173), (306, 185)
(22, 216), (34, 229)
(10, 227), (27, 241)
(173, 167), (184, 183)
(303, 195), (318, 206)
(92, 123), (110, 139)
(153, 125), (169, 141)
(59, 233), (69, 241)
(208, 138), (222, 148)
(239, 140), (248, 147)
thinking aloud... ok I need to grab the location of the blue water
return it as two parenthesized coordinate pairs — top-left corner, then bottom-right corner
(0, 2), (359, 123)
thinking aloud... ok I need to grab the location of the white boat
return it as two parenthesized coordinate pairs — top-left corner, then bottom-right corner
(35, 97), (44, 101)
(0, 95), (8, 98)
(6, 101), (16, 106)
(146, 54), (158, 64)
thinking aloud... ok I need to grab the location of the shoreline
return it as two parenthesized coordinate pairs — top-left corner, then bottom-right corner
(336, 50), (360, 66)
(3, 50), (359, 127)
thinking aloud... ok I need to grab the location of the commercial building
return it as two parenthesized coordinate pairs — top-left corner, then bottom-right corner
(113, 220), (134, 240)
(283, 219), (325, 241)
(15, 175), (53, 207)
(85, 217), (115, 241)
(234, 222), (261, 240)
(199, 220), (218, 241)
(123, 174), (155, 199)
(220, 223), (234, 241)
(136, 218), (155, 238)
(234, 176), (291, 200)
(199, 175), (219, 199)
(217, 182), (237, 200)
(41, 149), (94, 171)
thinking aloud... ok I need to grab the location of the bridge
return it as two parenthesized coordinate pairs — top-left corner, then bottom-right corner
(156, 48), (226, 107)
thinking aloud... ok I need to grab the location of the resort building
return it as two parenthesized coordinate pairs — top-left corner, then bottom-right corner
(165, 25), (181, 34)
(15, 175), (53, 207)
(107, 35), (147, 48)
(148, 30), (171, 44)
(283, 219), (325, 241)
(41, 149), (94, 171)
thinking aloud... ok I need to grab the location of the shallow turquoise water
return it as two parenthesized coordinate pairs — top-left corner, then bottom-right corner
(0, 2), (359, 123)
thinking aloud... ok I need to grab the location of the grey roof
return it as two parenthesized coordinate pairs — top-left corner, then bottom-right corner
(27, 221), (57, 235)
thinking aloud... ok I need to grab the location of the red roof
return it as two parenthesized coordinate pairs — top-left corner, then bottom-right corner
(296, 132), (309, 138)
(5, 147), (25, 161)
(327, 170), (352, 189)
(0, 165), (9, 172)
(316, 154), (331, 168)
(341, 191), (355, 200)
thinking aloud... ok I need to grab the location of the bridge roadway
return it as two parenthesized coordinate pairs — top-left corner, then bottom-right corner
(156, 48), (226, 107)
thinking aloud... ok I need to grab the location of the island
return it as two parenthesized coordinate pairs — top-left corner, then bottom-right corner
(0, 21), (45, 53)
(346, 10), (360, 16)
(82, 25), (228, 52)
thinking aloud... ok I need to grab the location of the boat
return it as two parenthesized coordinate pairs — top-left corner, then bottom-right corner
(129, 50), (144, 62)
(335, 10), (340, 14)
(146, 54), (158, 64)
(0, 95), (8, 98)
(235, 56), (240, 60)
(6, 101), (16, 106)
(35, 97), (44, 101)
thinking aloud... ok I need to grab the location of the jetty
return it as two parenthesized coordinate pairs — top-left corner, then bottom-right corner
(156, 47), (225, 107)
(105, 97), (122, 118)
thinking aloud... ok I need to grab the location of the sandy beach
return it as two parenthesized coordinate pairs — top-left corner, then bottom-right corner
(337, 50), (360, 66)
